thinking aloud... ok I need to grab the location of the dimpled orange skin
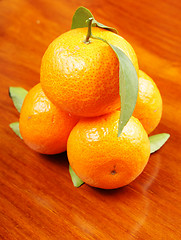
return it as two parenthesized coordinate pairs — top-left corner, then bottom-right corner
(67, 111), (150, 189)
(40, 27), (139, 117)
(19, 83), (78, 155)
(133, 70), (163, 134)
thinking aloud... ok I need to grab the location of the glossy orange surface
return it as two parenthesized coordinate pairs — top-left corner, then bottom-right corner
(67, 113), (150, 189)
(0, 0), (181, 239)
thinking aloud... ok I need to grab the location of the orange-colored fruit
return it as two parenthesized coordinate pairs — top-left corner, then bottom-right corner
(40, 27), (139, 117)
(133, 70), (162, 134)
(67, 111), (150, 189)
(19, 83), (78, 155)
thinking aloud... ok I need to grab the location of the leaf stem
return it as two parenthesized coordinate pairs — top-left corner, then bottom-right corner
(84, 18), (93, 44)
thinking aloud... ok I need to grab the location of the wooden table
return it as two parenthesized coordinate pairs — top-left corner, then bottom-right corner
(0, 0), (181, 239)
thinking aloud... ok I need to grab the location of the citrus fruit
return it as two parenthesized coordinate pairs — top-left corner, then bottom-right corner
(67, 111), (150, 189)
(133, 70), (162, 134)
(19, 83), (78, 154)
(40, 27), (139, 117)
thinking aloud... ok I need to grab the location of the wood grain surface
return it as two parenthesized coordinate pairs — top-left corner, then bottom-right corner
(0, 0), (181, 239)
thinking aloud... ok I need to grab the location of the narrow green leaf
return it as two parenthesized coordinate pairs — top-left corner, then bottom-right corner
(69, 165), (84, 187)
(149, 133), (170, 154)
(71, 7), (137, 136)
(9, 87), (28, 113)
(109, 44), (138, 136)
(71, 6), (93, 29)
(92, 19), (118, 34)
(9, 122), (22, 139)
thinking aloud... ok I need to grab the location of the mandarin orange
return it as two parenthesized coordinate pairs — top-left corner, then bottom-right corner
(133, 70), (162, 134)
(40, 27), (139, 117)
(67, 111), (150, 189)
(19, 83), (78, 154)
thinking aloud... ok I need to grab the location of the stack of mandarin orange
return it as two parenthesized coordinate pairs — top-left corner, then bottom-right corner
(9, 7), (167, 189)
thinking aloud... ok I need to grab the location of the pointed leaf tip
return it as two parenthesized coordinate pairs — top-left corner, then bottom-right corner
(9, 122), (22, 139)
(9, 87), (28, 113)
(69, 165), (84, 187)
(149, 133), (170, 154)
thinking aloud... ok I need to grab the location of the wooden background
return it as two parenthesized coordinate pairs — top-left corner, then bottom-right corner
(0, 0), (181, 239)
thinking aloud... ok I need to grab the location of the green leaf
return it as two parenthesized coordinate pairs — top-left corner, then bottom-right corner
(71, 6), (118, 33)
(9, 122), (22, 139)
(149, 133), (170, 154)
(69, 165), (84, 187)
(109, 44), (138, 136)
(92, 19), (118, 34)
(9, 87), (28, 113)
(72, 8), (137, 136)
(71, 6), (93, 29)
